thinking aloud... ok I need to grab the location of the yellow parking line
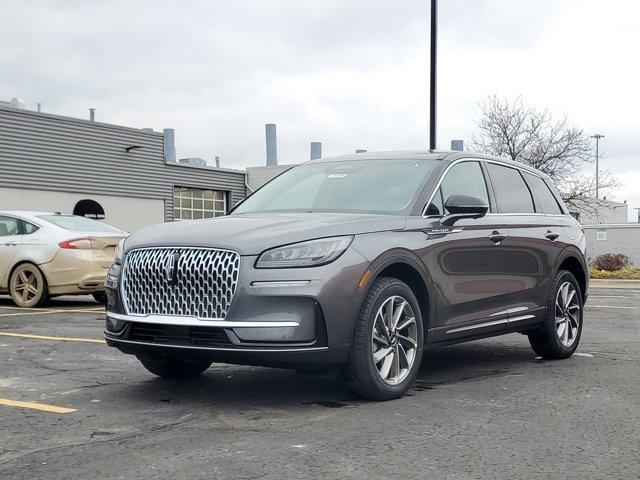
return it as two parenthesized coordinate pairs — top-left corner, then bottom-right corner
(0, 397), (76, 414)
(0, 307), (104, 317)
(0, 332), (105, 344)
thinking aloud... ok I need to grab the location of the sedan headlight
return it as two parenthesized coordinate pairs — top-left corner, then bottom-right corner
(256, 236), (353, 268)
(114, 239), (125, 265)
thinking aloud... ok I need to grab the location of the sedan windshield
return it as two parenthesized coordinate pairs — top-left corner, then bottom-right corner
(38, 215), (125, 233)
(234, 159), (438, 215)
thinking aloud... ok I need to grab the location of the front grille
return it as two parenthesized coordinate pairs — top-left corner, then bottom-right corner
(128, 322), (233, 348)
(121, 247), (239, 320)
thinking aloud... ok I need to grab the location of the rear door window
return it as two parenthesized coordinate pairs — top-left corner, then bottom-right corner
(0, 216), (20, 236)
(523, 172), (563, 215)
(438, 161), (490, 214)
(486, 164), (535, 213)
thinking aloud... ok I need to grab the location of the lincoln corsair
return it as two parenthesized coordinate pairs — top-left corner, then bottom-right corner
(104, 151), (588, 400)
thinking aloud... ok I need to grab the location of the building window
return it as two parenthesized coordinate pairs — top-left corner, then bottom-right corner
(173, 187), (226, 220)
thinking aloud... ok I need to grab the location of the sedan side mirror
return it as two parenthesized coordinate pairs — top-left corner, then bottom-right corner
(440, 194), (489, 226)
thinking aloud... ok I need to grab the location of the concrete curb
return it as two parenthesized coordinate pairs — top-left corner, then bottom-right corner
(590, 279), (640, 289)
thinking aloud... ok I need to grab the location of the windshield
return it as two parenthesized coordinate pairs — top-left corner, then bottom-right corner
(234, 159), (438, 215)
(38, 215), (125, 233)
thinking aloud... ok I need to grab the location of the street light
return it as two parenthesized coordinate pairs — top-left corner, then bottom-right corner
(429, 0), (438, 151)
(590, 133), (604, 199)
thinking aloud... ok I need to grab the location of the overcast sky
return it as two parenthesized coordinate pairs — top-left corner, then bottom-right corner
(2, 0), (639, 219)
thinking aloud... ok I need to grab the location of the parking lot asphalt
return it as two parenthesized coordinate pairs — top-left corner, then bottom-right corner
(0, 289), (639, 480)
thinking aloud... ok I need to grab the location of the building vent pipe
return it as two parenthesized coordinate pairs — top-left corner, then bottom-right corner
(265, 123), (278, 166)
(215, 156), (220, 168)
(89, 108), (95, 121)
(163, 128), (176, 163)
(310, 142), (322, 160)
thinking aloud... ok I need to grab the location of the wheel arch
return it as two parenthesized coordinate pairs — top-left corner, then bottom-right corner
(357, 249), (435, 341)
(8, 260), (50, 292)
(555, 252), (588, 302)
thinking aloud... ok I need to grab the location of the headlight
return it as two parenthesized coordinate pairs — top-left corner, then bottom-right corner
(114, 239), (125, 265)
(256, 236), (353, 268)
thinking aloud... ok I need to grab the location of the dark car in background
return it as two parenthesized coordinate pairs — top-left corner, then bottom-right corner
(104, 151), (588, 400)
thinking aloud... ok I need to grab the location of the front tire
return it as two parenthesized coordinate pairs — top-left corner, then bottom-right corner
(136, 355), (213, 379)
(9, 263), (49, 308)
(528, 270), (583, 359)
(343, 277), (424, 400)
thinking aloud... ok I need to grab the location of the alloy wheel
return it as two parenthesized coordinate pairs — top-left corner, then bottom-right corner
(371, 295), (418, 385)
(555, 282), (581, 347)
(11, 267), (42, 306)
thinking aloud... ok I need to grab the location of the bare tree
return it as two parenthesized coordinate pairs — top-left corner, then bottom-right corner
(470, 96), (618, 215)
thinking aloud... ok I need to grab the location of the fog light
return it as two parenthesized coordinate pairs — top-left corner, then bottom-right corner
(105, 317), (127, 333)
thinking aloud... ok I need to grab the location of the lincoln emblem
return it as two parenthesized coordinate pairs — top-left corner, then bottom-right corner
(165, 251), (180, 285)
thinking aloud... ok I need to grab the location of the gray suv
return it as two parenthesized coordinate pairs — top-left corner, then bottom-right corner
(104, 151), (588, 400)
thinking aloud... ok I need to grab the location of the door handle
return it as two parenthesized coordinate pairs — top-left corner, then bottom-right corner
(545, 230), (560, 241)
(488, 231), (507, 244)
(4, 242), (19, 246)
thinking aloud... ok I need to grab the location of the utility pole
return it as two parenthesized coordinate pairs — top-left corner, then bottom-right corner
(590, 133), (604, 199)
(429, 0), (438, 151)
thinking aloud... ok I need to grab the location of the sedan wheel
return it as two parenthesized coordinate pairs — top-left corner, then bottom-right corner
(10, 263), (49, 308)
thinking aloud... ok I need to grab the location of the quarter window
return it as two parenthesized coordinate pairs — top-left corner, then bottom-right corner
(486, 164), (535, 214)
(0, 216), (19, 236)
(173, 187), (227, 220)
(438, 161), (490, 214)
(21, 221), (40, 234)
(523, 172), (563, 215)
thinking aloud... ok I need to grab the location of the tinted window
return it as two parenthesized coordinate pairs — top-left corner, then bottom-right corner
(439, 161), (489, 214)
(425, 188), (444, 216)
(486, 164), (535, 213)
(22, 221), (40, 234)
(523, 172), (563, 215)
(235, 159), (438, 214)
(0, 216), (19, 236)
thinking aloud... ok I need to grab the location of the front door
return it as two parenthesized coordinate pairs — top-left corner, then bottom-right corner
(419, 160), (510, 342)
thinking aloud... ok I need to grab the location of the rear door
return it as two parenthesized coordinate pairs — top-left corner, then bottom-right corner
(0, 216), (23, 287)
(421, 160), (511, 341)
(484, 163), (563, 329)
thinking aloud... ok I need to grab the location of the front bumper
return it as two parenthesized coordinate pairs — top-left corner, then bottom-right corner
(104, 247), (369, 365)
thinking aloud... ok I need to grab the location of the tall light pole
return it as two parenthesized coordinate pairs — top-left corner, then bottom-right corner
(429, 0), (438, 151)
(591, 133), (604, 199)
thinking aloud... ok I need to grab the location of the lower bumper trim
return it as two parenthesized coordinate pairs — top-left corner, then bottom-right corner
(106, 311), (300, 328)
(105, 335), (329, 353)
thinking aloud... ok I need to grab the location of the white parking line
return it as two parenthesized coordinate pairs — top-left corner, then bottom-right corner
(586, 305), (637, 309)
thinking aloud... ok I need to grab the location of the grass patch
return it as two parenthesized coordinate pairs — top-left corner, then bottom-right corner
(589, 267), (640, 280)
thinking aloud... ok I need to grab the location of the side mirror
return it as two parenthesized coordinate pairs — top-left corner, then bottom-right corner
(440, 194), (489, 226)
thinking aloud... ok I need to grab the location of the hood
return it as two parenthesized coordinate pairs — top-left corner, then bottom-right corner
(124, 213), (406, 255)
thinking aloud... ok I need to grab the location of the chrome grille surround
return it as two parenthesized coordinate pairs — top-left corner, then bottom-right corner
(121, 247), (240, 320)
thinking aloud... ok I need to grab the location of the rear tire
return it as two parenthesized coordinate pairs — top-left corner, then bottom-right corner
(342, 277), (424, 401)
(528, 270), (583, 359)
(136, 355), (213, 379)
(9, 263), (49, 308)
